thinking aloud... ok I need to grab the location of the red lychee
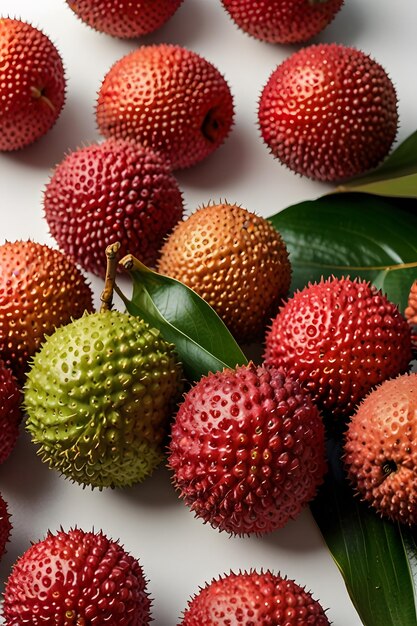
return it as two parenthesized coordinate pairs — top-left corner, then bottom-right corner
(180, 570), (330, 625)
(0, 493), (11, 561)
(67, 0), (183, 38)
(96, 44), (234, 169)
(222, 0), (343, 44)
(264, 277), (412, 421)
(3, 528), (151, 625)
(344, 373), (417, 526)
(168, 363), (326, 535)
(0, 240), (94, 381)
(0, 362), (21, 464)
(258, 44), (398, 181)
(43, 139), (184, 277)
(0, 18), (66, 151)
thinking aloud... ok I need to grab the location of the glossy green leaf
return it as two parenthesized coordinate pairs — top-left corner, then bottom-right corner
(117, 255), (248, 382)
(311, 441), (417, 626)
(269, 193), (417, 312)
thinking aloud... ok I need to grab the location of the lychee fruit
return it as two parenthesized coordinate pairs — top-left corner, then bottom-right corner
(0, 240), (94, 381)
(67, 0), (183, 38)
(0, 361), (21, 464)
(0, 493), (11, 561)
(25, 310), (183, 489)
(43, 139), (184, 277)
(258, 43), (398, 181)
(96, 44), (234, 169)
(0, 18), (66, 151)
(179, 570), (329, 625)
(264, 277), (412, 421)
(221, 0), (344, 44)
(168, 363), (326, 535)
(3, 527), (151, 625)
(344, 373), (417, 526)
(157, 202), (291, 341)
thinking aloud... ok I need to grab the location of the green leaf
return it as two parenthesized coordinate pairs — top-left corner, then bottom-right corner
(339, 130), (417, 198)
(269, 192), (417, 313)
(116, 255), (248, 382)
(311, 441), (417, 626)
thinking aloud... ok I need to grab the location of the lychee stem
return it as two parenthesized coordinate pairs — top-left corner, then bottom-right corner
(100, 242), (121, 312)
(30, 87), (55, 112)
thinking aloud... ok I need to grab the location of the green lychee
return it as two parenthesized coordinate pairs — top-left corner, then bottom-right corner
(24, 310), (182, 488)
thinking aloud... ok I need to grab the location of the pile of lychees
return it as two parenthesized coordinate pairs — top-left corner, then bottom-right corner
(0, 1), (415, 624)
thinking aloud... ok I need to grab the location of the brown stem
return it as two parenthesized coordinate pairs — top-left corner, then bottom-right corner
(30, 86), (56, 112)
(100, 242), (121, 312)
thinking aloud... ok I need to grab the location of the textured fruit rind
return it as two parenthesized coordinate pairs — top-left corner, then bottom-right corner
(0, 362), (21, 464)
(222, 0), (343, 43)
(258, 43), (398, 182)
(3, 528), (151, 625)
(169, 363), (326, 535)
(180, 569), (330, 625)
(0, 493), (11, 561)
(0, 240), (93, 381)
(68, 0), (183, 38)
(344, 373), (417, 526)
(24, 310), (183, 488)
(264, 277), (412, 420)
(43, 139), (184, 277)
(96, 44), (234, 169)
(157, 202), (291, 340)
(0, 18), (66, 151)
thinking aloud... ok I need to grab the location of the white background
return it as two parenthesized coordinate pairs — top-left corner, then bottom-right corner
(1, 0), (417, 624)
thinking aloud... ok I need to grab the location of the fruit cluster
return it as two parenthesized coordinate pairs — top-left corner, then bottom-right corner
(0, 1), (415, 625)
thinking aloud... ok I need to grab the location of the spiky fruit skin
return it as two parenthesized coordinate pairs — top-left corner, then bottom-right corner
(96, 44), (234, 170)
(0, 493), (11, 560)
(258, 44), (398, 182)
(44, 139), (184, 277)
(0, 18), (65, 151)
(264, 277), (412, 421)
(180, 570), (329, 625)
(3, 528), (151, 625)
(344, 373), (417, 526)
(157, 203), (291, 341)
(68, 0), (183, 38)
(221, 0), (343, 44)
(25, 310), (183, 488)
(0, 362), (21, 464)
(168, 364), (326, 535)
(0, 241), (93, 382)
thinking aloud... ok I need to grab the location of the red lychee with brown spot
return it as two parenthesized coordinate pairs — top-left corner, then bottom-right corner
(179, 570), (330, 625)
(0, 240), (93, 381)
(344, 373), (417, 526)
(67, 0), (183, 38)
(0, 18), (66, 151)
(168, 363), (326, 536)
(3, 528), (151, 625)
(0, 493), (11, 561)
(96, 44), (234, 169)
(0, 361), (21, 464)
(258, 43), (398, 181)
(264, 277), (412, 422)
(43, 138), (184, 277)
(222, 0), (344, 44)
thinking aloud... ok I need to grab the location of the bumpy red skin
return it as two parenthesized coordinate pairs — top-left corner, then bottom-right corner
(0, 362), (21, 464)
(44, 139), (184, 277)
(264, 277), (412, 421)
(222, 0), (343, 43)
(168, 364), (326, 535)
(180, 570), (329, 625)
(3, 528), (151, 626)
(258, 44), (398, 182)
(0, 241), (93, 381)
(345, 373), (417, 526)
(0, 18), (66, 151)
(96, 44), (234, 170)
(0, 493), (11, 561)
(68, 0), (183, 38)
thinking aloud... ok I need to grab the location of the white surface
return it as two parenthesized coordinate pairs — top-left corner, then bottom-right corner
(1, 1), (416, 624)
